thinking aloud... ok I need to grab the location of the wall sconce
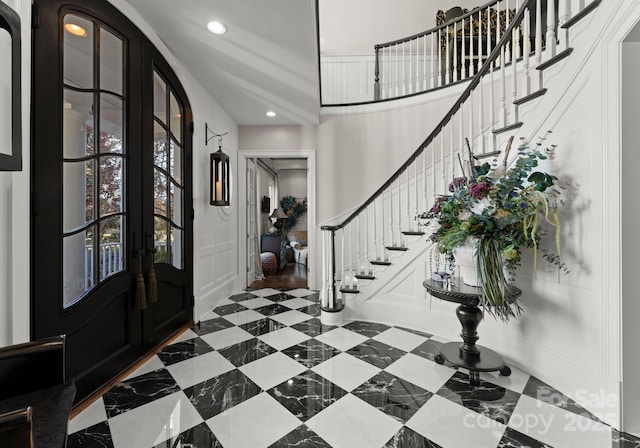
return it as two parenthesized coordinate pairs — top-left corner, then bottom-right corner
(206, 124), (230, 206)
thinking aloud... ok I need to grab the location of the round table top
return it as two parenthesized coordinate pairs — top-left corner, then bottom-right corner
(423, 278), (522, 306)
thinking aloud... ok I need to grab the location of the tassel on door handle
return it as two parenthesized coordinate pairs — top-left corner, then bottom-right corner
(134, 249), (147, 310)
(147, 248), (157, 304)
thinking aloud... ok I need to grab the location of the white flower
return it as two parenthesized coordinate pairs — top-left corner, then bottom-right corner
(458, 210), (470, 221)
(469, 197), (492, 215)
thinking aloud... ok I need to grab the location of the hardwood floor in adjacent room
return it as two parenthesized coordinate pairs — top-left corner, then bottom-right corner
(249, 262), (308, 290)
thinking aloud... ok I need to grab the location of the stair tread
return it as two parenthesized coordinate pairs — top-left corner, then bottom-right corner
(340, 288), (360, 294)
(537, 48), (574, 71)
(493, 122), (523, 135)
(355, 274), (376, 280)
(402, 231), (425, 236)
(561, 0), (601, 29)
(386, 246), (409, 251)
(370, 260), (391, 266)
(514, 88), (547, 106)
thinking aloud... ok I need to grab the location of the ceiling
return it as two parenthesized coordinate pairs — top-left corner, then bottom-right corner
(126, 0), (320, 126)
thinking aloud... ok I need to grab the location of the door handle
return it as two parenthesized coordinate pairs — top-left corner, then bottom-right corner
(145, 230), (158, 303)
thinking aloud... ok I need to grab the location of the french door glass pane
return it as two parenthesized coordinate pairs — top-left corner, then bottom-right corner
(63, 90), (94, 158)
(100, 217), (124, 280)
(99, 156), (123, 215)
(154, 216), (168, 263)
(63, 159), (94, 230)
(100, 95), (124, 153)
(170, 182), (182, 226)
(154, 170), (168, 217)
(153, 72), (167, 124)
(170, 226), (183, 269)
(169, 139), (182, 184)
(154, 121), (168, 169)
(99, 27), (123, 95)
(63, 15), (94, 89)
(169, 91), (181, 143)
(63, 228), (94, 307)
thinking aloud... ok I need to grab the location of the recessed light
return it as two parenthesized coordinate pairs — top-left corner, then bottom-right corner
(266, 111), (277, 117)
(64, 23), (87, 37)
(207, 21), (227, 35)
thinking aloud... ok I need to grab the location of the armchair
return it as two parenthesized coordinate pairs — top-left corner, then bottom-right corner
(0, 335), (76, 447)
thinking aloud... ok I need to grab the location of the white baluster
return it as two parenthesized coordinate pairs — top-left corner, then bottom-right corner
(397, 177), (403, 247)
(547, 0), (557, 57)
(453, 22), (458, 82)
(395, 44), (399, 97)
(365, 206), (371, 275)
(512, 8), (519, 122)
(450, 120), (455, 181)
(445, 27), (451, 85)
(415, 159), (419, 230)
(461, 18), (466, 80)
(558, 0), (569, 50)
(389, 180), (394, 247)
(523, 1), (531, 96)
(438, 29), (443, 87)
(356, 214), (361, 275)
(440, 133), (446, 193)
(341, 228), (345, 287)
(406, 168), (411, 232)
(478, 62), (485, 154)
(402, 43), (407, 96)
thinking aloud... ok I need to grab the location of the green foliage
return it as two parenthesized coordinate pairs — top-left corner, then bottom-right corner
(280, 196), (307, 233)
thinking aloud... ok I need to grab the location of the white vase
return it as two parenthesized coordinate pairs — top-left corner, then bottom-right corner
(452, 243), (481, 287)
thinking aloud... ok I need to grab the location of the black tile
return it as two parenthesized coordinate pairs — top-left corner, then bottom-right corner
(157, 337), (214, 366)
(299, 303), (321, 317)
(265, 292), (297, 302)
(154, 422), (223, 448)
(522, 376), (603, 423)
(343, 321), (391, 337)
(437, 371), (521, 425)
(282, 339), (341, 368)
(228, 292), (259, 302)
(103, 369), (180, 418)
(396, 326), (433, 339)
(303, 292), (320, 302)
(291, 318), (336, 337)
(239, 318), (286, 336)
(267, 370), (347, 421)
(411, 338), (444, 362)
(213, 302), (248, 316)
(352, 371), (433, 423)
(497, 427), (554, 447)
(613, 429), (640, 448)
(346, 339), (406, 369)
(384, 427), (442, 448)
(268, 425), (331, 448)
(218, 338), (277, 367)
(67, 421), (114, 448)
(191, 317), (235, 336)
(255, 303), (292, 316)
(184, 369), (261, 420)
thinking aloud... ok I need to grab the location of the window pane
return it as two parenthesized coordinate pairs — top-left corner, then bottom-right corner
(100, 216), (124, 280)
(170, 183), (182, 227)
(170, 226), (183, 269)
(169, 90), (181, 143)
(154, 216), (168, 264)
(153, 72), (166, 124)
(63, 14), (94, 89)
(100, 95), (124, 153)
(63, 227), (94, 307)
(99, 27), (123, 95)
(154, 170), (168, 217)
(63, 160), (94, 231)
(169, 138), (182, 185)
(63, 89), (94, 158)
(154, 121), (168, 170)
(99, 156), (123, 216)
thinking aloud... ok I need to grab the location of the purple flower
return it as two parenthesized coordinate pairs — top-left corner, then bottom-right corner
(503, 202), (513, 210)
(431, 202), (440, 215)
(519, 201), (529, 209)
(448, 177), (467, 192)
(469, 181), (490, 199)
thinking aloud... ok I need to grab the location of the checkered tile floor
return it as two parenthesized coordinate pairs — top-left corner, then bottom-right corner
(67, 288), (640, 448)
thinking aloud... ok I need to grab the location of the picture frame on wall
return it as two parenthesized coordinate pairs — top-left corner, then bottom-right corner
(261, 196), (270, 213)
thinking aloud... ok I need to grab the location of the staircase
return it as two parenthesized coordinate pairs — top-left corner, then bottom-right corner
(319, 0), (603, 319)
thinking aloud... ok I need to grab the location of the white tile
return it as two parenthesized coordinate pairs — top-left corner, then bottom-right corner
(314, 327), (369, 351)
(385, 353), (456, 393)
(109, 391), (203, 448)
(270, 309), (313, 326)
(207, 393), (300, 448)
(250, 288), (282, 297)
(242, 297), (278, 309)
(510, 394), (612, 448)
(479, 364), (531, 394)
(311, 353), (380, 392)
(373, 327), (429, 352)
(167, 351), (235, 389)
(257, 326), (310, 351)
(285, 288), (317, 297)
(306, 394), (402, 448)
(172, 329), (198, 343)
(279, 297), (316, 309)
(68, 397), (107, 434)
(239, 352), (308, 390)
(406, 394), (505, 448)
(200, 326), (254, 350)
(221, 309), (265, 326)
(124, 355), (165, 381)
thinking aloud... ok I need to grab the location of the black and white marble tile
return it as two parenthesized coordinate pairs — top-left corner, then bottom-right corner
(255, 303), (294, 316)
(384, 426), (442, 448)
(290, 317), (335, 337)
(213, 301), (249, 316)
(67, 421), (114, 448)
(103, 368), (180, 418)
(395, 326), (433, 339)
(153, 422), (223, 448)
(352, 371), (433, 423)
(613, 428), (640, 448)
(437, 371), (521, 425)
(410, 338), (444, 362)
(282, 339), (341, 368)
(267, 370), (347, 421)
(299, 303), (321, 316)
(268, 424), (332, 448)
(346, 339), (407, 369)
(239, 317), (286, 336)
(227, 292), (259, 302)
(183, 369), (261, 420)
(497, 426), (554, 448)
(265, 292), (297, 302)
(218, 337), (278, 367)
(155, 337), (214, 366)
(343, 321), (391, 338)
(191, 316), (235, 336)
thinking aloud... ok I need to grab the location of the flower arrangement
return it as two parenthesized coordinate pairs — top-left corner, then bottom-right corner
(280, 195), (307, 234)
(423, 136), (566, 321)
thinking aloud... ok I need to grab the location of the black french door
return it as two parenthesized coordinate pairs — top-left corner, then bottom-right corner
(31, 0), (193, 402)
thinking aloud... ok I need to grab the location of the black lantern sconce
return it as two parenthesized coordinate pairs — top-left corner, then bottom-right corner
(206, 124), (230, 206)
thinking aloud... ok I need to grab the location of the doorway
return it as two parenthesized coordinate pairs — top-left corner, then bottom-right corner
(31, 0), (194, 403)
(240, 151), (317, 291)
